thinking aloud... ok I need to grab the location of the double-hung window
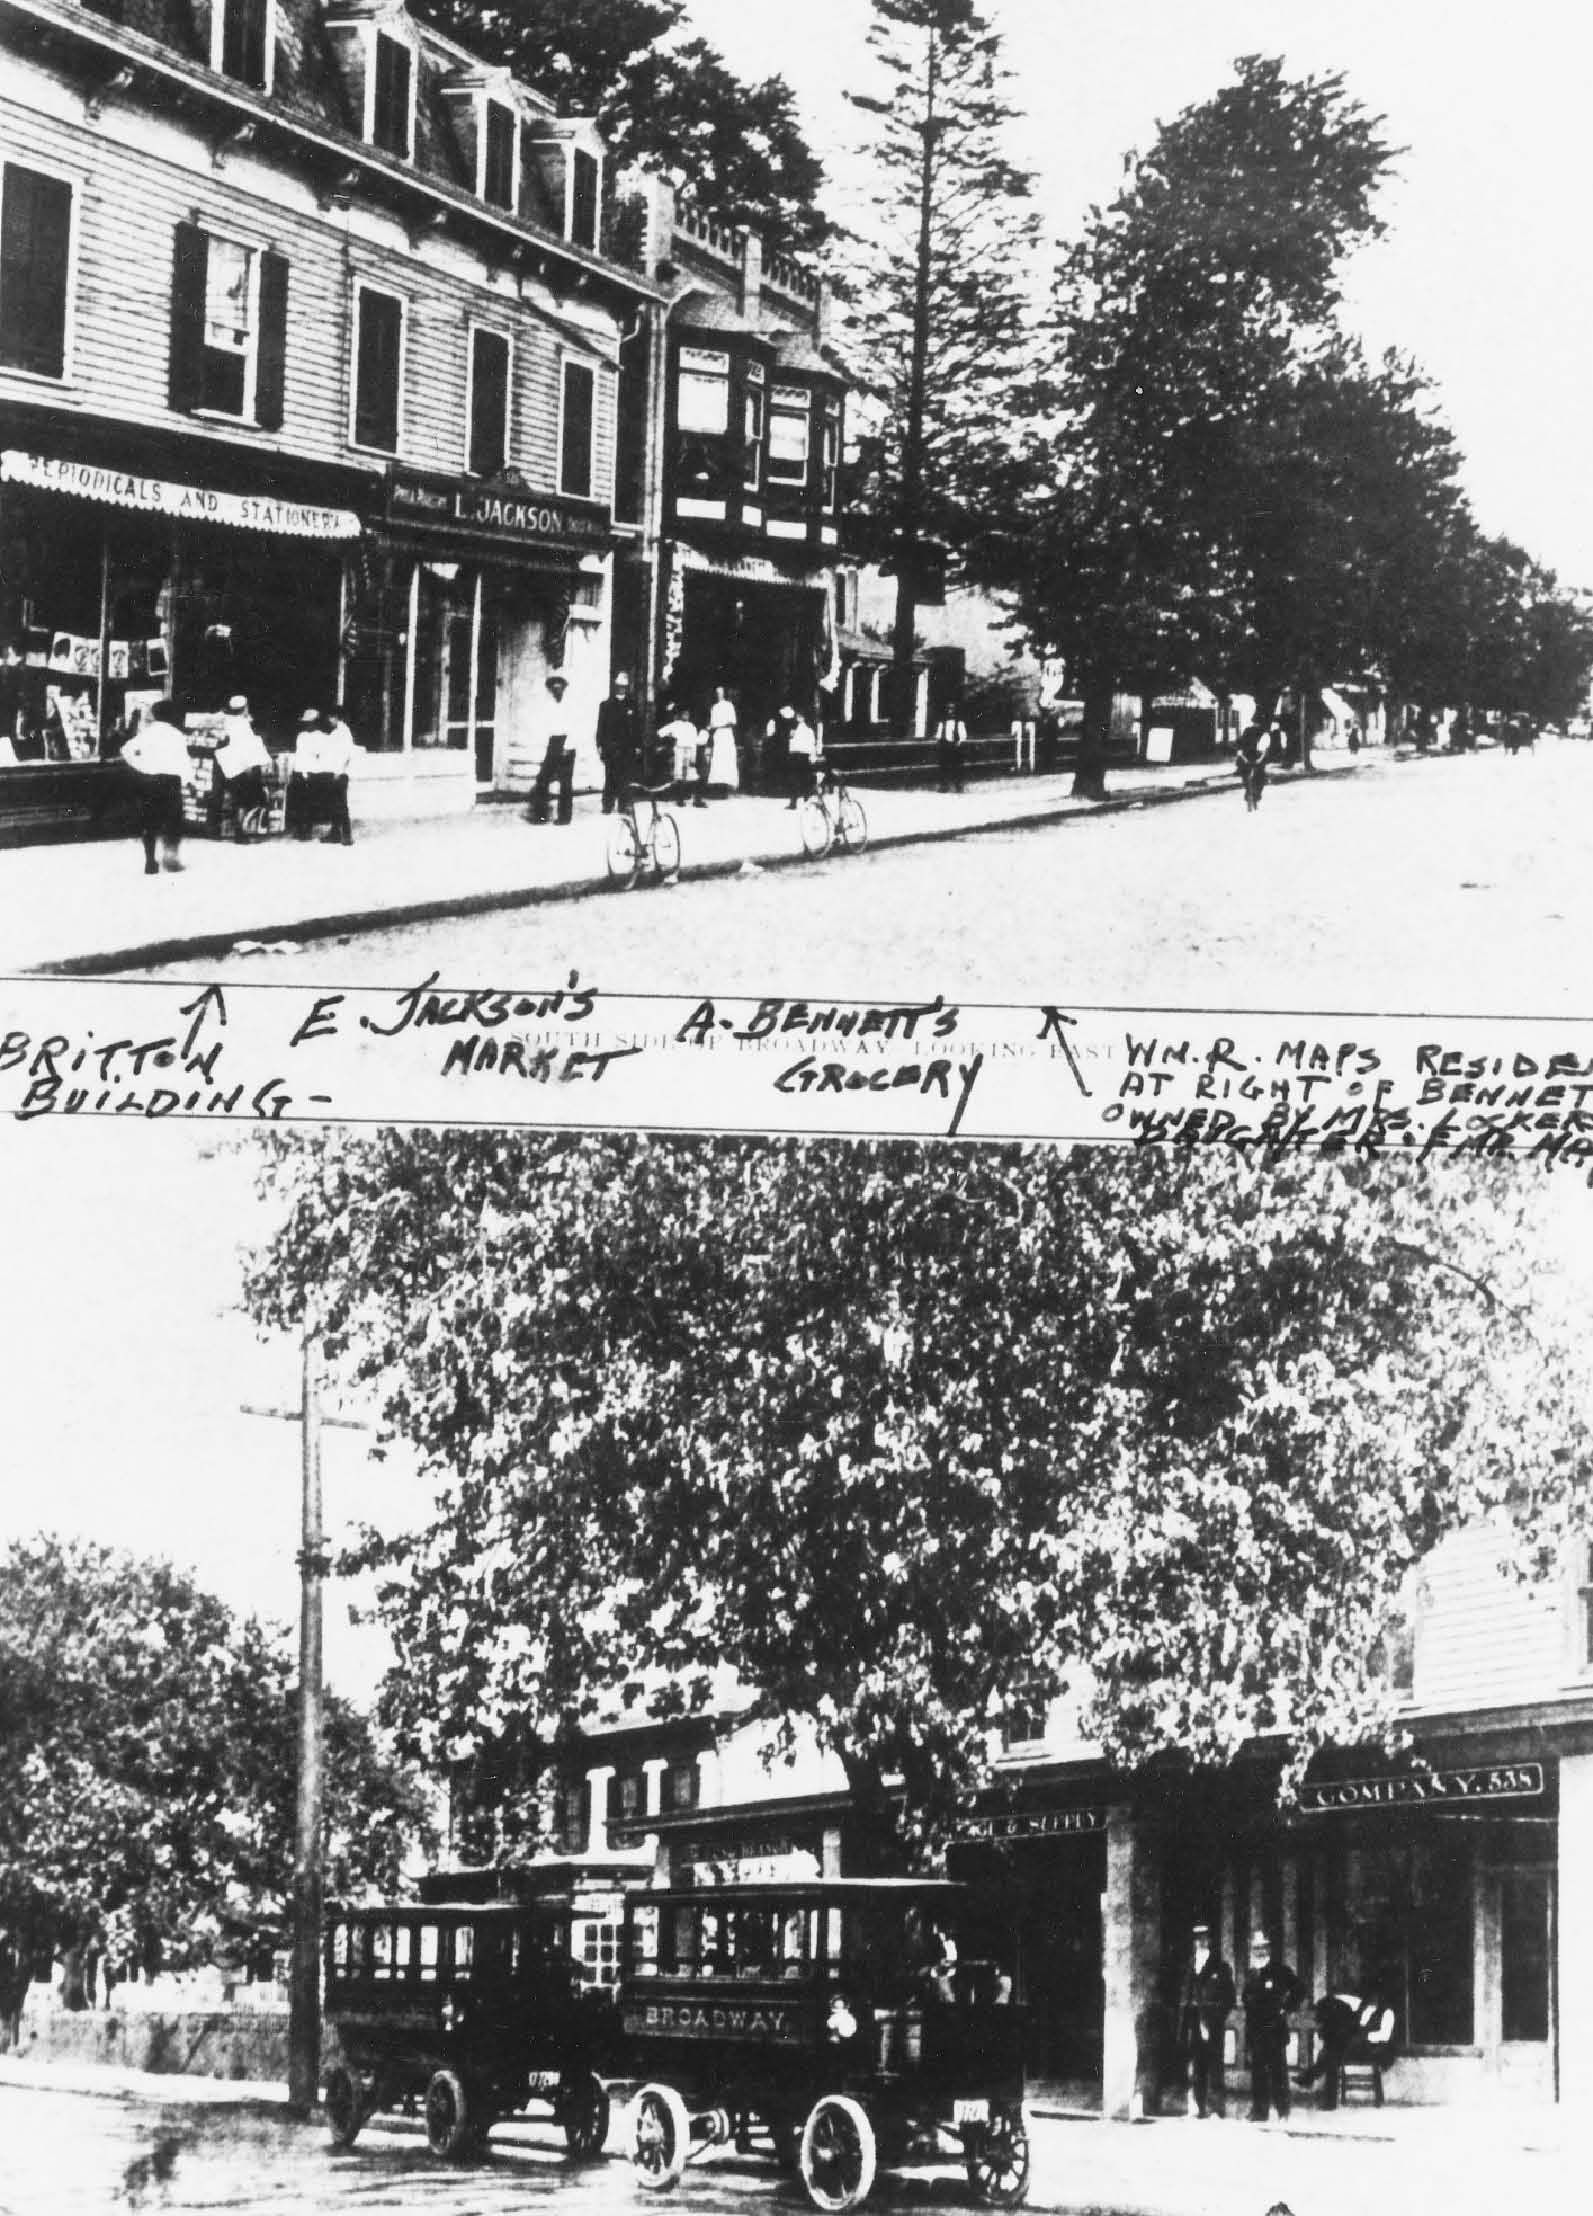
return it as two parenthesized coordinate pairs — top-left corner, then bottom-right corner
(169, 223), (288, 427)
(352, 284), (404, 454)
(468, 327), (510, 477)
(215, 0), (272, 90)
(768, 384), (811, 486)
(821, 399), (841, 510)
(560, 359), (595, 499)
(677, 347), (729, 437)
(0, 162), (74, 381)
(371, 32), (413, 160)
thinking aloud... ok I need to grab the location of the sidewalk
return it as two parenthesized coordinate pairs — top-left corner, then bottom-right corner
(0, 754), (1361, 977)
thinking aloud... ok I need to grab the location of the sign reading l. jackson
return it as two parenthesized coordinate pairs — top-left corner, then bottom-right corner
(387, 469), (611, 548)
(1299, 1762), (1544, 1813)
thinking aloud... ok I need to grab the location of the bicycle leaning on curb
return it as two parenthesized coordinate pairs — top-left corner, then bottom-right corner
(606, 781), (682, 889)
(798, 763), (869, 860)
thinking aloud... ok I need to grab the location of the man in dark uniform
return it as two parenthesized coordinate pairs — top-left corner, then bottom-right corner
(1178, 1921), (1235, 2118)
(1242, 1932), (1303, 2121)
(595, 669), (638, 815)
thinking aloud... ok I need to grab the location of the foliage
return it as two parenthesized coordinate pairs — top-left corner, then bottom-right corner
(245, 1136), (1590, 1861)
(0, 1537), (434, 2033)
(409, 0), (828, 257)
(837, 0), (1045, 715)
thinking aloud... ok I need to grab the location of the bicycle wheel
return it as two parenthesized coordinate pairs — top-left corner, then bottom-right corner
(651, 810), (681, 880)
(798, 793), (833, 858)
(836, 791), (869, 853)
(606, 815), (643, 888)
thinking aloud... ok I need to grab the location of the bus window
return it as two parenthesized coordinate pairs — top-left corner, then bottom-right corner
(418, 1926), (440, 1981)
(454, 1926), (475, 1977)
(372, 1925), (393, 1981)
(394, 1925), (413, 1977)
(631, 1902), (660, 1977)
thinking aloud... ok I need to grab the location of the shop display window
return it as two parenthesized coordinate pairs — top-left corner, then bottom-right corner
(1347, 1834), (1474, 2047)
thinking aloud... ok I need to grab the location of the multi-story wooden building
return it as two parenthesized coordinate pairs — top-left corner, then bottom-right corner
(0, 0), (654, 838)
(531, 1524), (1593, 2123)
(611, 175), (850, 784)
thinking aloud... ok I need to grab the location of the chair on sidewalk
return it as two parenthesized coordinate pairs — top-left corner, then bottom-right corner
(1336, 2010), (1396, 2106)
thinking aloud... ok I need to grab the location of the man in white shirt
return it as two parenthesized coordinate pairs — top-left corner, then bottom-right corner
(213, 694), (273, 839)
(288, 709), (356, 844)
(120, 699), (190, 874)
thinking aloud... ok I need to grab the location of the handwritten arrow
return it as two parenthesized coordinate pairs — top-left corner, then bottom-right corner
(177, 983), (229, 1062)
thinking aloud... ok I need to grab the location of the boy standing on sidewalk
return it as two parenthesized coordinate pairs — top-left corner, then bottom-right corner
(119, 699), (189, 874)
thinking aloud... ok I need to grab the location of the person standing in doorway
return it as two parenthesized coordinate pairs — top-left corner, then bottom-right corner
(1243, 1932), (1302, 2122)
(1178, 1921), (1235, 2119)
(120, 698), (190, 874)
(706, 685), (740, 794)
(596, 669), (639, 815)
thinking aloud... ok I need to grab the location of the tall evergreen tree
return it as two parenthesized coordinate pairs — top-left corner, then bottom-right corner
(409, 0), (828, 257)
(842, 0), (1045, 731)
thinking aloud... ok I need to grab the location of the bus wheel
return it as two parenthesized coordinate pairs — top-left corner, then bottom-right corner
(630, 2082), (690, 2191)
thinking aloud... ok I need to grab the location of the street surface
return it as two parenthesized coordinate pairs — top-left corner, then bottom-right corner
(0, 2072), (1578, 2216)
(146, 747), (1593, 1018)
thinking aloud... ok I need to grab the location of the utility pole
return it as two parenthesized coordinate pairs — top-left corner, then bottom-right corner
(242, 1334), (364, 2121)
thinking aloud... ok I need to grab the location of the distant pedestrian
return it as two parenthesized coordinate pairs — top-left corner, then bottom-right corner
(595, 670), (640, 814)
(936, 704), (969, 793)
(1235, 721), (1271, 812)
(1178, 1921), (1236, 2119)
(1242, 1933), (1302, 2122)
(120, 698), (189, 874)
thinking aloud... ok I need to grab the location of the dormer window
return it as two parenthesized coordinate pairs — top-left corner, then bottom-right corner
(371, 31), (413, 160)
(481, 99), (516, 209)
(570, 147), (599, 251)
(214, 0), (272, 91)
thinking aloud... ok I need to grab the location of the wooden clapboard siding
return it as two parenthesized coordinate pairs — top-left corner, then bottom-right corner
(1411, 1526), (1570, 1716)
(0, 60), (618, 493)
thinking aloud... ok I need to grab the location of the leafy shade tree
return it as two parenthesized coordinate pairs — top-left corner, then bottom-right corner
(0, 1538), (434, 2043)
(245, 1137), (1590, 1864)
(408, 0), (828, 257)
(841, 0), (1045, 728)
(1015, 57), (1399, 796)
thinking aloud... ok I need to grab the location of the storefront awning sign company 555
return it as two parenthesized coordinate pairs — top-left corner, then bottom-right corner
(1, 451), (360, 539)
(1299, 1763), (1545, 1812)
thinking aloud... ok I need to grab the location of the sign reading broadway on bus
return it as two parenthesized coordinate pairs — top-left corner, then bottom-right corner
(622, 1999), (804, 2044)
(1300, 1763), (1545, 1813)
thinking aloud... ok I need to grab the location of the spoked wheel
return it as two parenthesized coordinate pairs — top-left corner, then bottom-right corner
(630, 2082), (691, 2192)
(323, 2064), (367, 2149)
(836, 792), (868, 853)
(424, 2068), (477, 2161)
(965, 2108), (1031, 2207)
(651, 810), (681, 881)
(799, 2093), (877, 2212)
(798, 794), (833, 858)
(558, 2067), (611, 2158)
(606, 814), (644, 887)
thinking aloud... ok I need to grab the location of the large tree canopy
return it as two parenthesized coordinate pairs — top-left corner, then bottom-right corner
(409, 0), (829, 256)
(0, 1538), (434, 2038)
(245, 1140), (1590, 1861)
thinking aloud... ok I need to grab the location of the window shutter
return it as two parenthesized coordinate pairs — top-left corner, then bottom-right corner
(255, 249), (288, 429)
(169, 221), (207, 411)
(354, 289), (402, 452)
(469, 329), (509, 477)
(0, 166), (73, 379)
(561, 361), (594, 499)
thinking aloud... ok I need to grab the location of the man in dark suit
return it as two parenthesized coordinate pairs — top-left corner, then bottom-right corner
(595, 669), (638, 815)
(1243, 1932), (1303, 2121)
(1178, 1921), (1236, 2118)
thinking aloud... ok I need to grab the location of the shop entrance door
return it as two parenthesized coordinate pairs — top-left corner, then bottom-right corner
(1496, 1868), (1555, 2100)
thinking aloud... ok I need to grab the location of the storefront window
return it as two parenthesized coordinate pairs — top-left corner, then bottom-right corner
(1500, 1870), (1551, 2042)
(1349, 1835), (1474, 2047)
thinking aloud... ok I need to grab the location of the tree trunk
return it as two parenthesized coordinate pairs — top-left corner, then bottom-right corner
(0, 1941), (29, 2052)
(1073, 676), (1114, 801)
(890, 24), (941, 740)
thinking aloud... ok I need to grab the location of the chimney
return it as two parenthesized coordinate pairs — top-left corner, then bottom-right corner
(738, 230), (763, 322)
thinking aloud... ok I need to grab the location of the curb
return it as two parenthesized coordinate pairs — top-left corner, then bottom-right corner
(27, 759), (1348, 978)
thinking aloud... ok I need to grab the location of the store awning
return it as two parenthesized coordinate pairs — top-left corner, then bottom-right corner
(1, 450), (361, 539)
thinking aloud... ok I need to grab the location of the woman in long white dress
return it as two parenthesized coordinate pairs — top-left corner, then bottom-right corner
(706, 686), (740, 793)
